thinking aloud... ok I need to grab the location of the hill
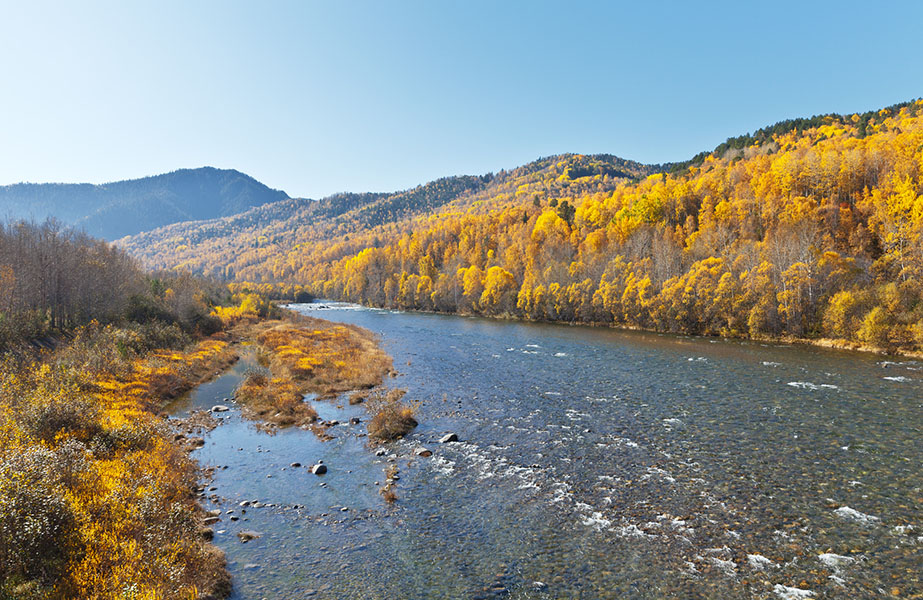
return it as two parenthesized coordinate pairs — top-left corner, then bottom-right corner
(119, 154), (658, 275)
(0, 167), (288, 240)
(123, 99), (923, 351)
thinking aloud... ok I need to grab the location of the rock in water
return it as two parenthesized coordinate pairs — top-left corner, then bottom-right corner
(413, 447), (433, 457)
(237, 530), (261, 543)
(311, 463), (328, 475)
(211, 405), (230, 412)
(439, 433), (458, 443)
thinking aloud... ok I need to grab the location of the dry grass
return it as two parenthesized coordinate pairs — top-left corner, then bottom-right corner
(348, 390), (368, 405)
(234, 369), (318, 428)
(366, 388), (418, 441)
(232, 314), (393, 429)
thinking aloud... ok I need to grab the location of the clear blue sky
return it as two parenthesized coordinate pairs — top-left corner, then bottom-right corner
(1, 1), (921, 198)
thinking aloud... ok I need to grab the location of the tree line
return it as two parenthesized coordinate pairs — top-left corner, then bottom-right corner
(0, 219), (227, 349)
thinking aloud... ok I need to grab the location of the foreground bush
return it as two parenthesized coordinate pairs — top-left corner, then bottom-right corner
(0, 326), (236, 599)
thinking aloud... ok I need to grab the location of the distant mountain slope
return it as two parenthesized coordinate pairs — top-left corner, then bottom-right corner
(0, 167), (289, 240)
(118, 154), (658, 275)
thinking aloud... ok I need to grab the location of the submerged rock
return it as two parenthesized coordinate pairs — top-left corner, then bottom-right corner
(237, 530), (261, 543)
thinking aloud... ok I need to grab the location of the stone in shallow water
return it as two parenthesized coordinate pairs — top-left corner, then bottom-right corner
(773, 585), (815, 599)
(237, 530), (261, 543)
(312, 463), (328, 475)
(413, 447), (433, 457)
(439, 432), (459, 443)
(211, 405), (230, 412)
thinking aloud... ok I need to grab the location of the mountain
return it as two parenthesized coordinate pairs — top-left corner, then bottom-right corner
(118, 154), (658, 275)
(122, 99), (923, 351)
(0, 167), (289, 240)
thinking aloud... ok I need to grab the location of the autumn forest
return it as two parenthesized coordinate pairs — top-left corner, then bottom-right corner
(126, 100), (923, 352)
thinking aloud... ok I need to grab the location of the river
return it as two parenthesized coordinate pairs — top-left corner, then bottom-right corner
(169, 303), (922, 599)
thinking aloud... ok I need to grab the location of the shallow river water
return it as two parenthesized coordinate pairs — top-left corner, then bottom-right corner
(170, 303), (922, 599)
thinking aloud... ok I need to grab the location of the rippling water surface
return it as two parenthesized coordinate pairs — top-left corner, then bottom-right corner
(170, 303), (923, 599)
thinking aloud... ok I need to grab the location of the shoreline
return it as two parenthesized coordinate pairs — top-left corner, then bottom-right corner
(176, 311), (413, 598)
(296, 301), (923, 360)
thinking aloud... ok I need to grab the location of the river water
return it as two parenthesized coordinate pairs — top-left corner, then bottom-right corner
(170, 303), (922, 599)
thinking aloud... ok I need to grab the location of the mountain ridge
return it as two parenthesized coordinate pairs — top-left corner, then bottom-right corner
(118, 153), (660, 274)
(0, 166), (289, 240)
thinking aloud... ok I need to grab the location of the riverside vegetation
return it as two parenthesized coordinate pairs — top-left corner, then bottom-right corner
(0, 221), (236, 599)
(226, 311), (399, 433)
(125, 99), (923, 353)
(0, 221), (411, 599)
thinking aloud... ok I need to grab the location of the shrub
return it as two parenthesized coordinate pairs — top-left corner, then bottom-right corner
(18, 387), (102, 445)
(367, 389), (417, 441)
(0, 446), (78, 593)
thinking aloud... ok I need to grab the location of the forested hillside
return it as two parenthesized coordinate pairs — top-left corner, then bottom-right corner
(120, 154), (657, 275)
(126, 100), (923, 351)
(0, 167), (288, 240)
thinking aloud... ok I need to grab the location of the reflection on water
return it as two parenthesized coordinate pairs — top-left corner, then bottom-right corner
(171, 303), (923, 599)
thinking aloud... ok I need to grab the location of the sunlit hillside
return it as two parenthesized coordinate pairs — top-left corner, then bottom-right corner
(125, 100), (923, 350)
(119, 154), (657, 276)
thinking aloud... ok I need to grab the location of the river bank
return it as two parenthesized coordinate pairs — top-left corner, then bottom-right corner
(306, 300), (923, 359)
